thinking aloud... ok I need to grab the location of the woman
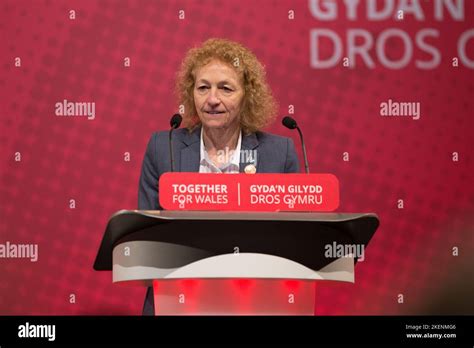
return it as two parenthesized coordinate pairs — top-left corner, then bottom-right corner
(138, 38), (300, 315)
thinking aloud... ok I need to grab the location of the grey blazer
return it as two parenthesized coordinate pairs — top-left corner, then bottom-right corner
(137, 126), (300, 315)
(138, 126), (300, 210)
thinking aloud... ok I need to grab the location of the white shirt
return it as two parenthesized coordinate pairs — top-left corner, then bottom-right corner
(199, 129), (242, 173)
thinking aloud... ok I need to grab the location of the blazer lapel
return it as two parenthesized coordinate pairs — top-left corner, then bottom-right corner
(239, 132), (260, 173)
(179, 128), (200, 172)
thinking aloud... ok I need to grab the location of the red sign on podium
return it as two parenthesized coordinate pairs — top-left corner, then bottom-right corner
(159, 173), (339, 212)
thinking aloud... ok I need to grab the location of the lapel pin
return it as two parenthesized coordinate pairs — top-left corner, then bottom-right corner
(244, 164), (257, 174)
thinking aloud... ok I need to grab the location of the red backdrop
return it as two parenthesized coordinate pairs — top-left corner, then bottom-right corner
(1, 0), (473, 315)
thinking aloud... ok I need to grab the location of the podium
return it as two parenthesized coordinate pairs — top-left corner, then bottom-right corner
(94, 210), (379, 315)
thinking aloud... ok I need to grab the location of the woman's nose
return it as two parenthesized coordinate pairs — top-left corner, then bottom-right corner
(206, 88), (221, 105)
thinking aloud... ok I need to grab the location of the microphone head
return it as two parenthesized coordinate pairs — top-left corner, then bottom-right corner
(170, 114), (183, 129)
(282, 116), (297, 130)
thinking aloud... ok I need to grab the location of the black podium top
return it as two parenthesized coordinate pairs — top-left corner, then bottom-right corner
(94, 210), (379, 272)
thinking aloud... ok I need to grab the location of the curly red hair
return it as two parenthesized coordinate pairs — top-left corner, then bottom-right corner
(176, 38), (277, 134)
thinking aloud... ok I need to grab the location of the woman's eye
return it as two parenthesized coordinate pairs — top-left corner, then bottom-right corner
(197, 86), (209, 91)
(222, 87), (233, 92)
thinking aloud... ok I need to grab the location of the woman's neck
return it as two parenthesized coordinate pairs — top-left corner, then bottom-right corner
(202, 124), (240, 156)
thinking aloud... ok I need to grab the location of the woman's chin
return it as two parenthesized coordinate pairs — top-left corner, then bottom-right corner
(201, 121), (230, 130)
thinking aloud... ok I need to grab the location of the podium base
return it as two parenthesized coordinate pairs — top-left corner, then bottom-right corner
(153, 279), (316, 315)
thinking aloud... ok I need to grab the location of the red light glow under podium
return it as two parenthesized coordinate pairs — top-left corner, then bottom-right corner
(153, 279), (317, 315)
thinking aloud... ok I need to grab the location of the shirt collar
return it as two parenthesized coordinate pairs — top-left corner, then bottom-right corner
(200, 128), (242, 172)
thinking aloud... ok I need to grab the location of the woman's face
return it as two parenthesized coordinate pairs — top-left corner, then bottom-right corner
(193, 59), (245, 131)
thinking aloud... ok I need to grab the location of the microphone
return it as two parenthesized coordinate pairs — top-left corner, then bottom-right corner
(282, 116), (310, 174)
(169, 113), (182, 172)
(170, 114), (182, 129)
